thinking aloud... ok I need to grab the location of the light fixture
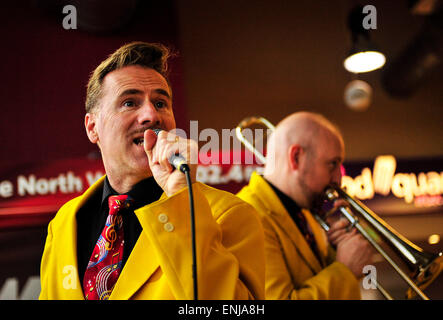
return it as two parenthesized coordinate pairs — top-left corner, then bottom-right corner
(344, 5), (386, 74)
(344, 79), (372, 111)
(344, 51), (386, 73)
(428, 234), (440, 245)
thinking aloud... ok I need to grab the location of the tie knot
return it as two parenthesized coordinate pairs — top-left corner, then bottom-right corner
(108, 195), (131, 215)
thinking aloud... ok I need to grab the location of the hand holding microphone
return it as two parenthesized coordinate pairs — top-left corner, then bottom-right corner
(143, 128), (197, 197)
(145, 128), (199, 299)
(151, 129), (189, 173)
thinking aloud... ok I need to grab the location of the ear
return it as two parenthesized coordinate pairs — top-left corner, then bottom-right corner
(85, 113), (99, 144)
(288, 144), (303, 171)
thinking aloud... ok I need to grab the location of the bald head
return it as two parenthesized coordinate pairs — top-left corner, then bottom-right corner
(277, 112), (341, 152)
(264, 112), (345, 209)
(266, 112), (343, 172)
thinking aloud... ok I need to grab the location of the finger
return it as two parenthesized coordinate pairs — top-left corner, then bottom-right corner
(144, 129), (158, 162)
(335, 231), (356, 244)
(325, 214), (340, 226)
(167, 136), (191, 163)
(327, 226), (347, 239)
(331, 232), (347, 246)
(341, 231), (359, 244)
(333, 199), (348, 209)
(332, 230), (355, 244)
(328, 230), (348, 245)
(349, 233), (371, 251)
(156, 132), (176, 172)
(334, 218), (349, 229)
(160, 133), (190, 172)
(328, 218), (349, 233)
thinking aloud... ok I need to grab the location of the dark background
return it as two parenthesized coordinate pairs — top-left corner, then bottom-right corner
(0, 0), (442, 166)
(0, 0), (441, 300)
(176, 0), (442, 160)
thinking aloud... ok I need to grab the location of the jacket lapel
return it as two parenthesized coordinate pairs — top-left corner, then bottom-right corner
(109, 229), (160, 299)
(249, 173), (324, 274)
(55, 175), (108, 299)
(270, 206), (324, 274)
(56, 204), (84, 299)
(301, 209), (329, 267)
(56, 175), (161, 300)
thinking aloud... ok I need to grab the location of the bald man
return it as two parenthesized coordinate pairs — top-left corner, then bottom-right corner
(237, 112), (373, 299)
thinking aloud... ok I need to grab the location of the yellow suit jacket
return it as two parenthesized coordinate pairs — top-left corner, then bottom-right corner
(39, 176), (265, 300)
(237, 172), (360, 300)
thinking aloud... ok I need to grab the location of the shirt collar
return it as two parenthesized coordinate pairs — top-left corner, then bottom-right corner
(264, 178), (302, 217)
(102, 176), (163, 210)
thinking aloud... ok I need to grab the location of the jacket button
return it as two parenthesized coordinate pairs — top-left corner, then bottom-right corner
(164, 222), (174, 232)
(158, 213), (168, 223)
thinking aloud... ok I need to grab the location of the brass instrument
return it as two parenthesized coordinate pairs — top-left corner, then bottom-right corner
(236, 116), (443, 300)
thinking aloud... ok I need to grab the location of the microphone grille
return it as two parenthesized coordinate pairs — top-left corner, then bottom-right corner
(152, 128), (162, 135)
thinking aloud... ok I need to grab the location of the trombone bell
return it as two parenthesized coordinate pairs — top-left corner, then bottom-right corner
(407, 252), (443, 299)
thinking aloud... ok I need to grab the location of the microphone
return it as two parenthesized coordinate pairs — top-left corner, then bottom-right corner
(151, 128), (190, 173)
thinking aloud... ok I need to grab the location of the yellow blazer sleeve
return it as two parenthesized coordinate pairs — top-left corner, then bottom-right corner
(295, 262), (361, 300)
(135, 182), (265, 300)
(39, 221), (53, 300)
(39, 202), (84, 300)
(263, 217), (360, 300)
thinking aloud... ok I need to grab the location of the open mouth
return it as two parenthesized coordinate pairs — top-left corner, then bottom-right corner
(132, 127), (161, 146)
(133, 137), (144, 146)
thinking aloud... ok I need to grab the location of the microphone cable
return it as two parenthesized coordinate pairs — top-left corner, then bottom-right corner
(181, 164), (198, 300)
(152, 129), (198, 300)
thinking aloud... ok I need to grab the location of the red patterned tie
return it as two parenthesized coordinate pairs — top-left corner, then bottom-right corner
(83, 195), (130, 300)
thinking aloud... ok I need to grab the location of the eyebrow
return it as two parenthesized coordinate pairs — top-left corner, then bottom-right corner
(154, 88), (172, 100)
(118, 88), (172, 100)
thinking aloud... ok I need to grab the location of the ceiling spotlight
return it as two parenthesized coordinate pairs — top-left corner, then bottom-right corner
(344, 5), (386, 74)
(344, 51), (386, 73)
(344, 79), (372, 111)
(428, 234), (440, 245)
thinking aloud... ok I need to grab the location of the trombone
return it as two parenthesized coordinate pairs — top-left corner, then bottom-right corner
(236, 116), (443, 300)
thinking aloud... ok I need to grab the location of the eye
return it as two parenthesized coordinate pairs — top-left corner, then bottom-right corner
(154, 100), (167, 109)
(329, 160), (339, 171)
(123, 100), (135, 107)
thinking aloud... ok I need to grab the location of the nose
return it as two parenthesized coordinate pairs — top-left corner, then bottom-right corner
(138, 101), (161, 128)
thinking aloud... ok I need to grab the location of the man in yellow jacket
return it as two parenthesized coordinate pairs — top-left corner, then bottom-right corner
(39, 42), (265, 300)
(237, 112), (373, 299)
